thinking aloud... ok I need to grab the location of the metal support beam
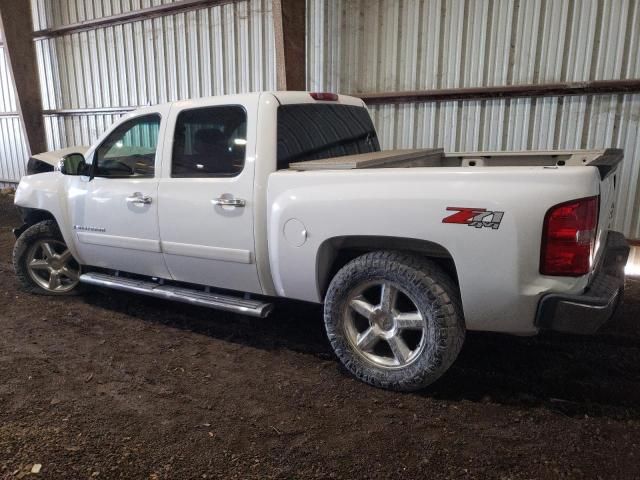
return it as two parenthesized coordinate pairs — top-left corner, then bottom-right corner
(32, 0), (236, 39)
(39, 78), (640, 116)
(355, 79), (640, 105)
(43, 107), (136, 116)
(0, 0), (47, 155)
(273, 0), (305, 91)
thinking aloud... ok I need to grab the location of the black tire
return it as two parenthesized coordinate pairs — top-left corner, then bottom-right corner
(13, 220), (82, 296)
(324, 251), (465, 391)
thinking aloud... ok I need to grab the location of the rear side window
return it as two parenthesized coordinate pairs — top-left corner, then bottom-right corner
(172, 106), (247, 178)
(276, 104), (380, 169)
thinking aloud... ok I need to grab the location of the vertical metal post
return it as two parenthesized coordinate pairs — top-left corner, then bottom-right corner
(0, 0), (47, 155)
(273, 0), (306, 91)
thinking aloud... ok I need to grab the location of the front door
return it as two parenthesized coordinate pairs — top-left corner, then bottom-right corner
(68, 109), (172, 279)
(157, 102), (262, 294)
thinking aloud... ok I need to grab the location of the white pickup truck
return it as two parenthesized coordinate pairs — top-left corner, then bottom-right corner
(12, 91), (629, 391)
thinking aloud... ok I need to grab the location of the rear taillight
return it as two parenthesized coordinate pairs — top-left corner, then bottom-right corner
(310, 92), (339, 101)
(540, 196), (599, 276)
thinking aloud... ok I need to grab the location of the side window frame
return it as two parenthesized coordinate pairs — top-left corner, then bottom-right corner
(170, 105), (248, 179)
(92, 113), (162, 179)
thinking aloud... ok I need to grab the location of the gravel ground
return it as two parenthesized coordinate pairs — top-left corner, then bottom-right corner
(1, 194), (640, 479)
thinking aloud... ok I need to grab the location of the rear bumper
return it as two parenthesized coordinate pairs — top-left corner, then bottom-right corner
(535, 231), (629, 334)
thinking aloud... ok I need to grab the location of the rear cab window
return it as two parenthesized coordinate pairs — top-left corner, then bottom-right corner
(276, 104), (380, 170)
(171, 106), (247, 178)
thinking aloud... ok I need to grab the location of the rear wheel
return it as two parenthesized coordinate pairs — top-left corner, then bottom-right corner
(13, 220), (81, 295)
(324, 251), (465, 391)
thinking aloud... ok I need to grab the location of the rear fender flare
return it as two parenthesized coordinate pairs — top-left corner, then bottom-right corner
(315, 235), (459, 300)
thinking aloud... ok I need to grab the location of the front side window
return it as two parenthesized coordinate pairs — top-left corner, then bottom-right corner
(172, 106), (247, 178)
(94, 114), (160, 178)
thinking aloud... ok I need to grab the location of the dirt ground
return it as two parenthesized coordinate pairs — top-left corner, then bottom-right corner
(1, 194), (640, 479)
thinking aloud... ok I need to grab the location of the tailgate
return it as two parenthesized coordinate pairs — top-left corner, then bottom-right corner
(591, 149), (624, 266)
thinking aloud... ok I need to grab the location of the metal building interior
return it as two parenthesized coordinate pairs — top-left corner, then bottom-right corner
(0, 1), (638, 238)
(1, 0), (640, 478)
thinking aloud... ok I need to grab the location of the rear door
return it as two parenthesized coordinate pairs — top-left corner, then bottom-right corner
(67, 107), (172, 278)
(156, 97), (262, 294)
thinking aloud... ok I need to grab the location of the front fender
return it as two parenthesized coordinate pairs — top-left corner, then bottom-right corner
(14, 173), (81, 263)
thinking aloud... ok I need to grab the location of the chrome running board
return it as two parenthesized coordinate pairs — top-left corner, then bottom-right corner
(79, 272), (274, 318)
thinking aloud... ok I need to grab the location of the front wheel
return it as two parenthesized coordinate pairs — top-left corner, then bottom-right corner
(13, 220), (82, 295)
(323, 251), (465, 391)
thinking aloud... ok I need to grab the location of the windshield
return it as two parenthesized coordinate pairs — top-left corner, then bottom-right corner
(276, 104), (380, 169)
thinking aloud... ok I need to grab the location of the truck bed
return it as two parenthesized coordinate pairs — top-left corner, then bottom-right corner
(288, 148), (621, 174)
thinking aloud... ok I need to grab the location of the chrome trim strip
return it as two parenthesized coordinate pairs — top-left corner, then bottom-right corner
(161, 241), (252, 264)
(76, 232), (161, 252)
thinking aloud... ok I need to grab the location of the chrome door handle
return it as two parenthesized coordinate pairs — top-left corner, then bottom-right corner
(126, 192), (152, 205)
(213, 197), (246, 207)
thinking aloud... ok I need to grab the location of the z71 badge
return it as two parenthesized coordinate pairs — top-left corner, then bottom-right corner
(442, 207), (504, 230)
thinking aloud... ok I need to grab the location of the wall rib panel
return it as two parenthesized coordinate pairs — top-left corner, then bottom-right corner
(308, 0), (640, 238)
(0, 28), (29, 183)
(32, 0), (276, 150)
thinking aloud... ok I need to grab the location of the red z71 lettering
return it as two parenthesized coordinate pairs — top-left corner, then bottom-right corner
(442, 207), (487, 224)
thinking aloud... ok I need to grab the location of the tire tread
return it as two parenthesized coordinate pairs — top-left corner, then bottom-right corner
(12, 220), (81, 296)
(324, 250), (465, 391)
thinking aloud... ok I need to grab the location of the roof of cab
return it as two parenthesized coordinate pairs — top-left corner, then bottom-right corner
(141, 91), (365, 111)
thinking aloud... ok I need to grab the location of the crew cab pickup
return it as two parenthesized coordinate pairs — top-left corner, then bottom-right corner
(12, 91), (629, 391)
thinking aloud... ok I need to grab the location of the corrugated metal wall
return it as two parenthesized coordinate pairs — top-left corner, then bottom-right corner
(32, 0), (276, 149)
(2, 0), (640, 236)
(0, 28), (30, 184)
(308, 0), (640, 238)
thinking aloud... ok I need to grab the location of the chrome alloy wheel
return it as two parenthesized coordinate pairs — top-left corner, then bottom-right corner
(25, 239), (80, 293)
(343, 281), (428, 369)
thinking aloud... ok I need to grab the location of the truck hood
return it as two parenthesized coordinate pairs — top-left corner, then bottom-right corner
(31, 146), (90, 167)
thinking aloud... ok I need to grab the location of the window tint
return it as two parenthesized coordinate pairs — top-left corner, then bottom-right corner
(94, 114), (160, 178)
(276, 104), (380, 169)
(172, 106), (247, 177)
